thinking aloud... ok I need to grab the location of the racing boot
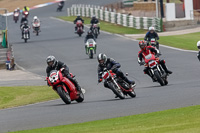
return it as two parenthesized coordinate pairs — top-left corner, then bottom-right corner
(124, 77), (136, 88)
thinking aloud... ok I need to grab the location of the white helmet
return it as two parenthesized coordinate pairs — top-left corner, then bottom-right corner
(149, 26), (155, 31)
(197, 41), (200, 48)
(34, 16), (38, 20)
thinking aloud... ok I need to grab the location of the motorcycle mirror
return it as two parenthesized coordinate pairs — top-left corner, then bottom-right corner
(125, 73), (128, 76)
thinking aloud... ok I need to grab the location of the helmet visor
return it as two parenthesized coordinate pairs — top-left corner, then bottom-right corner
(99, 59), (104, 65)
(47, 61), (54, 66)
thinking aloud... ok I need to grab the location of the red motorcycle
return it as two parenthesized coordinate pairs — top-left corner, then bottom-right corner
(142, 53), (168, 86)
(75, 20), (84, 37)
(23, 11), (29, 18)
(46, 69), (84, 104)
(100, 69), (136, 99)
(13, 12), (19, 23)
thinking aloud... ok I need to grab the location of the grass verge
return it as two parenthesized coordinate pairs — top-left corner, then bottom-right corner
(139, 32), (200, 51)
(12, 105), (200, 133)
(58, 16), (146, 34)
(0, 86), (58, 109)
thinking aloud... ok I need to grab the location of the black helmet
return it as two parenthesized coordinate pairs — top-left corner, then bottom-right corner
(46, 55), (56, 67)
(92, 15), (96, 19)
(97, 53), (107, 66)
(87, 30), (92, 35)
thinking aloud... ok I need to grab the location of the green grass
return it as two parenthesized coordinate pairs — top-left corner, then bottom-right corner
(0, 86), (58, 109)
(11, 105), (200, 133)
(58, 16), (146, 34)
(139, 32), (200, 51)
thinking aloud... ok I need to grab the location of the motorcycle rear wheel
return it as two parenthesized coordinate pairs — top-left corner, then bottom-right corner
(57, 86), (71, 104)
(154, 70), (164, 86)
(89, 50), (93, 59)
(76, 91), (84, 103)
(128, 89), (136, 98)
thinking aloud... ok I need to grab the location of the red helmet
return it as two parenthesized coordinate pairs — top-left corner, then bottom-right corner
(139, 40), (147, 51)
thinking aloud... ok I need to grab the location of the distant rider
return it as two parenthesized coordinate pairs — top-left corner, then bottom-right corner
(20, 21), (30, 39)
(97, 53), (136, 88)
(32, 16), (41, 31)
(84, 30), (96, 54)
(20, 15), (28, 26)
(90, 15), (100, 34)
(46, 55), (82, 92)
(73, 14), (84, 32)
(23, 6), (30, 12)
(144, 27), (159, 49)
(138, 40), (172, 81)
(197, 41), (200, 61)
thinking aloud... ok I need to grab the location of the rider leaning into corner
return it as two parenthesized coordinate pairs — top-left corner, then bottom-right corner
(90, 15), (100, 34)
(32, 16), (41, 31)
(138, 40), (172, 81)
(197, 41), (200, 61)
(144, 27), (159, 49)
(97, 53), (136, 88)
(73, 14), (84, 32)
(46, 56), (82, 92)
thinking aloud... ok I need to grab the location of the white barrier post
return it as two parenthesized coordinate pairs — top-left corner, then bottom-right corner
(129, 15), (133, 27)
(100, 9), (103, 20)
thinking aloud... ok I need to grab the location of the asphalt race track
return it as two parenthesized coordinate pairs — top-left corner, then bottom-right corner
(0, 0), (200, 132)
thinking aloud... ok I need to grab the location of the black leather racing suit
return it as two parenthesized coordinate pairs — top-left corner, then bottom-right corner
(90, 18), (100, 33)
(144, 31), (159, 49)
(46, 61), (81, 91)
(98, 58), (135, 88)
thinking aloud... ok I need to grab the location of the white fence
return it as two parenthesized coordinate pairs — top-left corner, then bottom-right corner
(67, 4), (162, 32)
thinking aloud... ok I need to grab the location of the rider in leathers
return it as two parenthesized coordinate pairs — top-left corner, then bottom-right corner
(46, 55), (81, 92)
(138, 41), (172, 81)
(74, 15), (84, 32)
(21, 21), (30, 39)
(84, 30), (96, 54)
(144, 27), (159, 49)
(90, 15), (100, 34)
(97, 53), (136, 88)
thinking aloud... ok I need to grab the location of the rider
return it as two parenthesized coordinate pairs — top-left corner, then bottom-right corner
(17, 7), (20, 13)
(20, 15), (28, 26)
(84, 30), (96, 54)
(90, 15), (100, 34)
(144, 26), (159, 49)
(46, 55), (82, 92)
(73, 14), (84, 32)
(13, 9), (18, 14)
(32, 16), (41, 31)
(20, 21), (30, 39)
(197, 41), (200, 61)
(97, 53), (136, 88)
(23, 6), (30, 12)
(138, 40), (172, 81)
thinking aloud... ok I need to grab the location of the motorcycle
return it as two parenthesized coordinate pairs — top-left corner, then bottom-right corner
(100, 69), (136, 99)
(57, 3), (64, 12)
(22, 28), (30, 43)
(85, 39), (97, 59)
(46, 69), (84, 104)
(149, 38), (160, 51)
(75, 20), (84, 37)
(23, 11), (29, 18)
(13, 12), (19, 23)
(91, 24), (99, 38)
(32, 21), (41, 36)
(141, 54), (168, 86)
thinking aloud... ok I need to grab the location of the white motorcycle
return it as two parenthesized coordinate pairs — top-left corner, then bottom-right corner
(85, 39), (97, 59)
(32, 21), (41, 36)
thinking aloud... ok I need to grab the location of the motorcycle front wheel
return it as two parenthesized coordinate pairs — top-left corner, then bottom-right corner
(154, 70), (164, 86)
(109, 82), (125, 99)
(89, 49), (93, 59)
(57, 86), (71, 104)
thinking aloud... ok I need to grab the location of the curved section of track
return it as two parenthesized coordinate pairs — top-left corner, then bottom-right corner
(0, 0), (200, 132)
